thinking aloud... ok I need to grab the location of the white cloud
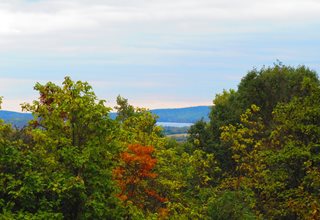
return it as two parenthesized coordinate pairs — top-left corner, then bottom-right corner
(0, 0), (319, 111)
(1, 0), (319, 38)
(0, 0), (319, 58)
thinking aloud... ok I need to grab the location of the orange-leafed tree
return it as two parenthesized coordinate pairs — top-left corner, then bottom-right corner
(113, 144), (167, 213)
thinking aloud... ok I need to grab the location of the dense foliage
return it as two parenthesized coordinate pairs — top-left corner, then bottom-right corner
(0, 63), (319, 219)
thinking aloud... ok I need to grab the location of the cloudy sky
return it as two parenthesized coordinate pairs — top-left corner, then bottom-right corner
(0, 0), (319, 111)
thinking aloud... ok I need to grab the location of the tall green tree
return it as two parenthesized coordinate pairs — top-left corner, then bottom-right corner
(199, 63), (320, 172)
(265, 78), (320, 219)
(115, 96), (164, 147)
(236, 63), (318, 124)
(0, 97), (65, 218)
(218, 80), (320, 219)
(20, 77), (123, 219)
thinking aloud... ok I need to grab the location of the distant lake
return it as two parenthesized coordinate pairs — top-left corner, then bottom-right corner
(157, 122), (194, 127)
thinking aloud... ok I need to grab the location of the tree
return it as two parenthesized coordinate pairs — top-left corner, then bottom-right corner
(265, 78), (320, 219)
(187, 119), (212, 152)
(155, 143), (221, 219)
(113, 144), (167, 216)
(235, 63), (318, 125)
(201, 63), (320, 173)
(20, 77), (123, 219)
(115, 96), (135, 123)
(115, 96), (164, 147)
(207, 190), (257, 220)
(218, 81), (320, 219)
(0, 97), (64, 218)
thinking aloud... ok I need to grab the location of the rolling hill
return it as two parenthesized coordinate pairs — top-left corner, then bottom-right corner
(0, 106), (211, 128)
(0, 110), (33, 128)
(151, 106), (210, 123)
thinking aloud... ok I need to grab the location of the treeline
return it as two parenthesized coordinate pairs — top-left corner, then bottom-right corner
(187, 63), (320, 219)
(0, 63), (319, 219)
(162, 126), (189, 135)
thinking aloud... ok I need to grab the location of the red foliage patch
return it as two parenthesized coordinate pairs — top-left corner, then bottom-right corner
(113, 144), (167, 211)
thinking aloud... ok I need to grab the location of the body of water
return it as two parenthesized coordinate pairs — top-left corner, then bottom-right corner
(157, 122), (193, 127)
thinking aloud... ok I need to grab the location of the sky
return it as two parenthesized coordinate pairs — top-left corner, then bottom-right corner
(0, 0), (319, 112)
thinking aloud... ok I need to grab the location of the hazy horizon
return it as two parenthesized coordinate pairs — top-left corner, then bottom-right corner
(1, 0), (319, 111)
(0, 103), (211, 113)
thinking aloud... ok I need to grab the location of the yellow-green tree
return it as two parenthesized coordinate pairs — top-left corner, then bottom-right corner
(20, 77), (123, 219)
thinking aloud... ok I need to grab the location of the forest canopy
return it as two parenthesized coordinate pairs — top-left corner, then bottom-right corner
(1, 63), (320, 219)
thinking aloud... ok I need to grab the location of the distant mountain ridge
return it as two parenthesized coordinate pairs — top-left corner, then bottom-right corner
(0, 110), (33, 128)
(0, 106), (211, 127)
(151, 106), (210, 123)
